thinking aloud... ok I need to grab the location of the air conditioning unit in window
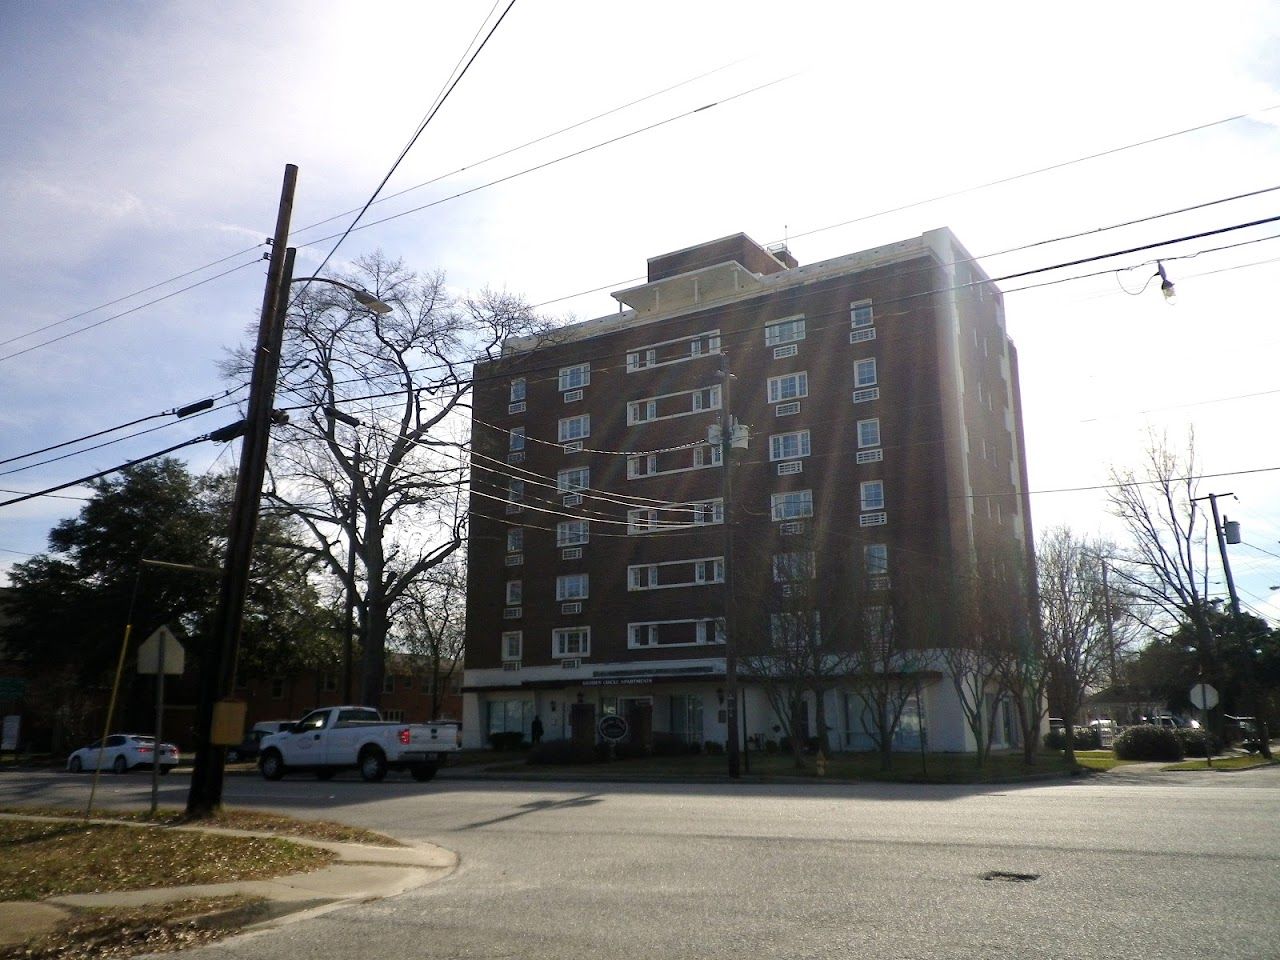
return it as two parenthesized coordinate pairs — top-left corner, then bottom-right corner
(502, 660), (522, 671)
(561, 658), (581, 669)
(561, 547), (583, 560)
(779, 520), (807, 535)
(564, 389), (583, 402)
(775, 401), (801, 416)
(561, 602), (582, 614)
(505, 503), (523, 514)
(773, 344), (798, 359)
(508, 401), (526, 414)
(507, 451), (525, 464)
(859, 512), (888, 527)
(504, 553), (523, 566)
(856, 449), (884, 464)
(852, 387), (880, 403)
(562, 441), (583, 453)
(776, 460), (803, 476)
(503, 606), (523, 619)
(849, 328), (876, 344)
(563, 494), (583, 506)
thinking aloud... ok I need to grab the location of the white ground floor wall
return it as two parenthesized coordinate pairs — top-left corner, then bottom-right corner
(462, 652), (1033, 754)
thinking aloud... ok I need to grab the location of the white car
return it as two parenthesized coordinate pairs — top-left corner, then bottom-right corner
(66, 734), (179, 774)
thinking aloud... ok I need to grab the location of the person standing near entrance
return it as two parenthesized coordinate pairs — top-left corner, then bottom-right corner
(531, 715), (544, 745)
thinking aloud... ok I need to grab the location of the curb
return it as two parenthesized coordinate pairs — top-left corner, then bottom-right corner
(0, 814), (457, 948)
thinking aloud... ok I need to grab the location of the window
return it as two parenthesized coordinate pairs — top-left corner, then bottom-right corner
(506, 580), (522, 605)
(559, 363), (590, 391)
(864, 544), (889, 574)
(771, 489), (814, 521)
(320, 673), (337, 693)
(860, 480), (885, 511)
(771, 611), (821, 648)
(693, 501), (724, 525)
(767, 371), (809, 404)
(558, 415), (590, 442)
(854, 358), (877, 388)
(271, 678), (285, 699)
(629, 623), (658, 647)
(628, 454), (657, 478)
(629, 566), (656, 590)
(628, 399), (657, 424)
(556, 573), (589, 601)
(851, 300), (874, 327)
(691, 386), (721, 411)
(502, 632), (523, 661)
(627, 619), (723, 649)
(769, 430), (811, 462)
(509, 426), (525, 451)
(508, 478), (524, 503)
(695, 558), (725, 583)
(383, 674), (396, 694)
(556, 520), (589, 546)
(691, 444), (722, 467)
(557, 467), (589, 492)
(765, 315), (806, 346)
(773, 551), (816, 582)
(507, 528), (524, 553)
(628, 348), (657, 371)
(510, 378), (526, 402)
(857, 418), (880, 449)
(553, 627), (590, 657)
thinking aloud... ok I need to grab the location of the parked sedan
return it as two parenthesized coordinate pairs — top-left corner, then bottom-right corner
(66, 734), (179, 774)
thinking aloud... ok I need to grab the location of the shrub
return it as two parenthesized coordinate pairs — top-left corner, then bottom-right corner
(1044, 727), (1101, 751)
(527, 738), (596, 765)
(704, 740), (725, 755)
(1114, 724), (1185, 761)
(763, 739), (779, 754)
(489, 731), (525, 751)
(652, 733), (689, 757)
(614, 740), (650, 759)
(1175, 727), (1222, 757)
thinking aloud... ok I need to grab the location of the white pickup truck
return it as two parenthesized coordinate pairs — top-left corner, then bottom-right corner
(257, 706), (461, 782)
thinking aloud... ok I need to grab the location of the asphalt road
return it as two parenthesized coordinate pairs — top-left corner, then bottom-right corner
(4, 766), (1278, 959)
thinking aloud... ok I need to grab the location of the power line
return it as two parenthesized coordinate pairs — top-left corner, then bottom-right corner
(0, 259), (263, 364)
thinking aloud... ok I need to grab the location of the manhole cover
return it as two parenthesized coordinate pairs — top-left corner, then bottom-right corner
(981, 871), (1039, 883)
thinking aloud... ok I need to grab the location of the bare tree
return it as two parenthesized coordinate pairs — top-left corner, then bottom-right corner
(231, 252), (543, 706)
(394, 553), (466, 720)
(846, 573), (933, 772)
(1036, 527), (1125, 765)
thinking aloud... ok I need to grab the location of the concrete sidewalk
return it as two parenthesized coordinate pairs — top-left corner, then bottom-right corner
(0, 815), (457, 949)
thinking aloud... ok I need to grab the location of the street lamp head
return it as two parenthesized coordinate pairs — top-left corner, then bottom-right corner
(352, 289), (394, 315)
(1156, 261), (1176, 304)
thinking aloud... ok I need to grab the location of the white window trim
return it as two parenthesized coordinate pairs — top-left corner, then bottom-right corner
(769, 429), (812, 462)
(626, 618), (726, 650)
(505, 580), (522, 605)
(860, 480), (886, 512)
(854, 358), (878, 388)
(558, 415), (590, 442)
(857, 418), (880, 449)
(767, 371), (809, 404)
(851, 299), (874, 328)
(556, 574), (589, 601)
(556, 520), (589, 546)
(557, 467), (590, 492)
(764, 315), (806, 346)
(509, 378), (527, 402)
(626, 329), (721, 372)
(502, 631), (523, 661)
(627, 498), (724, 535)
(627, 385), (721, 425)
(627, 556), (725, 591)
(552, 627), (591, 658)
(770, 490), (814, 521)
(558, 363), (590, 391)
(628, 445), (721, 480)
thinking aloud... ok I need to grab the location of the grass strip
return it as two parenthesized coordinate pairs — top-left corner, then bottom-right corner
(0, 821), (333, 901)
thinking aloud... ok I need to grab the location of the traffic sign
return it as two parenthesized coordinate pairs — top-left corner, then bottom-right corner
(1189, 682), (1219, 711)
(137, 626), (185, 675)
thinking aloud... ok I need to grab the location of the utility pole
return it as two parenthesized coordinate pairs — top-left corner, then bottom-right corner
(325, 405), (363, 705)
(717, 350), (742, 779)
(1204, 493), (1243, 624)
(186, 165), (297, 817)
(1099, 558), (1117, 684)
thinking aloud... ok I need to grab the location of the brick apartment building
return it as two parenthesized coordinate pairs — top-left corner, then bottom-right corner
(462, 228), (1034, 753)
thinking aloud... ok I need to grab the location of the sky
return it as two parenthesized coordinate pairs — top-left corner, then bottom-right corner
(2, 0), (1279, 624)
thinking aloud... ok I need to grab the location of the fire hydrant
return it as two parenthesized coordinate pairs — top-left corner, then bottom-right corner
(815, 750), (827, 777)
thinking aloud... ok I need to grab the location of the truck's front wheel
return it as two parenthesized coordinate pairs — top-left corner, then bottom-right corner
(359, 747), (387, 782)
(410, 762), (438, 782)
(260, 749), (286, 781)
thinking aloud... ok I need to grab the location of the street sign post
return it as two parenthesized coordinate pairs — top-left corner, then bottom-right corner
(1189, 682), (1219, 767)
(138, 626), (185, 813)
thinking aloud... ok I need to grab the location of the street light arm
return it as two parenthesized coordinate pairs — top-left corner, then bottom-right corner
(290, 276), (393, 314)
